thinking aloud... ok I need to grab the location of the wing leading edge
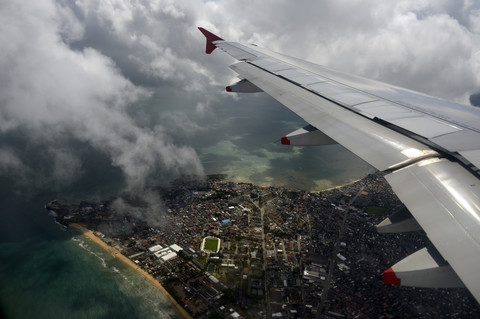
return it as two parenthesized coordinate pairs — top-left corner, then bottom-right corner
(199, 27), (480, 302)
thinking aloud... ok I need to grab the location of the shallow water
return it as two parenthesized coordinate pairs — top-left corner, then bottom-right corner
(0, 231), (181, 319)
(0, 93), (374, 318)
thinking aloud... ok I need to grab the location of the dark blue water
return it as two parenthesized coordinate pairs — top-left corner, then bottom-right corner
(0, 92), (373, 318)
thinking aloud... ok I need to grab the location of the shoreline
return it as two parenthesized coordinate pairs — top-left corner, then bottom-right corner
(63, 174), (376, 318)
(69, 223), (192, 319)
(223, 172), (374, 193)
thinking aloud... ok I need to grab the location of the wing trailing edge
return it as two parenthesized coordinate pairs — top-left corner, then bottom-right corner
(376, 208), (422, 233)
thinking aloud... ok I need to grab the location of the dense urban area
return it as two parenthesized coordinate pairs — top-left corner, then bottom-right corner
(47, 173), (480, 319)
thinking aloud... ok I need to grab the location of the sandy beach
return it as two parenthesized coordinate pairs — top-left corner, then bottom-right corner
(70, 223), (192, 319)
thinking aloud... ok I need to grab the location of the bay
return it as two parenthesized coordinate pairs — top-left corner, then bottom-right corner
(0, 92), (373, 318)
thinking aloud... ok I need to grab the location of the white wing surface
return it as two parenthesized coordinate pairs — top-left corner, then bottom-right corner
(199, 27), (480, 302)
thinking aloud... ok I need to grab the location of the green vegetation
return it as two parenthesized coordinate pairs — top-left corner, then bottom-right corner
(206, 190), (238, 200)
(177, 250), (192, 261)
(204, 238), (220, 251)
(197, 254), (207, 266)
(365, 206), (387, 216)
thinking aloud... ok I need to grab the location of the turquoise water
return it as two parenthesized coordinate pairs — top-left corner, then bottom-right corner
(163, 91), (375, 190)
(0, 230), (181, 319)
(0, 92), (373, 318)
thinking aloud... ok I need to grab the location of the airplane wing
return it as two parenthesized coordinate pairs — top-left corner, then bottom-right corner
(198, 27), (480, 302)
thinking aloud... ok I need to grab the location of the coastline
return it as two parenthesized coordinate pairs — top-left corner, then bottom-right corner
(69, 223), (192, 319)
(223, 172), (372, 193)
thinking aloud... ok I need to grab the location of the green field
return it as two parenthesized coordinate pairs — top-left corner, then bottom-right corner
(204, 238), (219, 251)
(365, 206), (387, 216)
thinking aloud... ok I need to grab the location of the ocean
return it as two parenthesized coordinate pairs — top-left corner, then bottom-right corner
(0, 93), (373, 318)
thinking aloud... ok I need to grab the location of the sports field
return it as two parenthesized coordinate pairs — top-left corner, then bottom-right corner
(204, 238), (219, 251)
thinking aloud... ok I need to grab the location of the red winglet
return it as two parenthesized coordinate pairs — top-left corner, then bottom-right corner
(281, 136), (291, 145)
(226, 86), (232, 92)
(383, 267), (401, 285)
(198, 27), (224, 54)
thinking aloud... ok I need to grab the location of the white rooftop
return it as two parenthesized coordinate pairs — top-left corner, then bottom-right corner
(148, 244), (163, 252)
(170, 244), (183, 252)
(161, 251), (177, 262)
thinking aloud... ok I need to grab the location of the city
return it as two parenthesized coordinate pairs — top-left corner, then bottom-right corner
(46, 173), (479, 318)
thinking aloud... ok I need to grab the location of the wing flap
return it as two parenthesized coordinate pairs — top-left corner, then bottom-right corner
(385, 158), (480, 301)
(390, 116), (461, 139)
(354, 101), (417, 120)
(459, 150), (480, 172)
(329, 92), (377, 106)
(431, 130), (480, 152)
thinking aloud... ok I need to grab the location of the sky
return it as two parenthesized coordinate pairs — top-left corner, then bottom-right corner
(1, 0), (480, 197)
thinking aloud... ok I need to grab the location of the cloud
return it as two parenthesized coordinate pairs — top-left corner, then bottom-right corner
(69, 0), (227, 90)
(200, 0), (480, 103)
(0, 148), (26, 175)
(322, 10), (479, 102)
(110, 189), (167, 228)
(66, 0), (480, 102)
(159, 112), (205, 135)
(1, 0), (479, 196)
(0, 0), (207, 193)
(56, 0), (480, 101)
(48, 147), (84, 184)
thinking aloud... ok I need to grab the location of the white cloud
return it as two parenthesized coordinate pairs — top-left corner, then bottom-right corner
(0, 0), (204, 191)
(59, 0), (480, 102)
(203, 0), (480, 103)
(1, 0), (479, 194)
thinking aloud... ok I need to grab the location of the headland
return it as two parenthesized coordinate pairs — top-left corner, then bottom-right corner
(47, 173), (478, 318)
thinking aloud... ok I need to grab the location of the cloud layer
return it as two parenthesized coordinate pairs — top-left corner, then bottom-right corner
(1, 0), (479, 195)
(1, 0), (206, 192)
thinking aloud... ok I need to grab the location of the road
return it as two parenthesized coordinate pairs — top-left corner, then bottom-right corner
(318, 186), (365, 316)
(251, 197), (272, 318)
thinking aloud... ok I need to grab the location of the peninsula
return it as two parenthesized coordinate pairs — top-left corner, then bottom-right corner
(46, 173), (478, 318)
